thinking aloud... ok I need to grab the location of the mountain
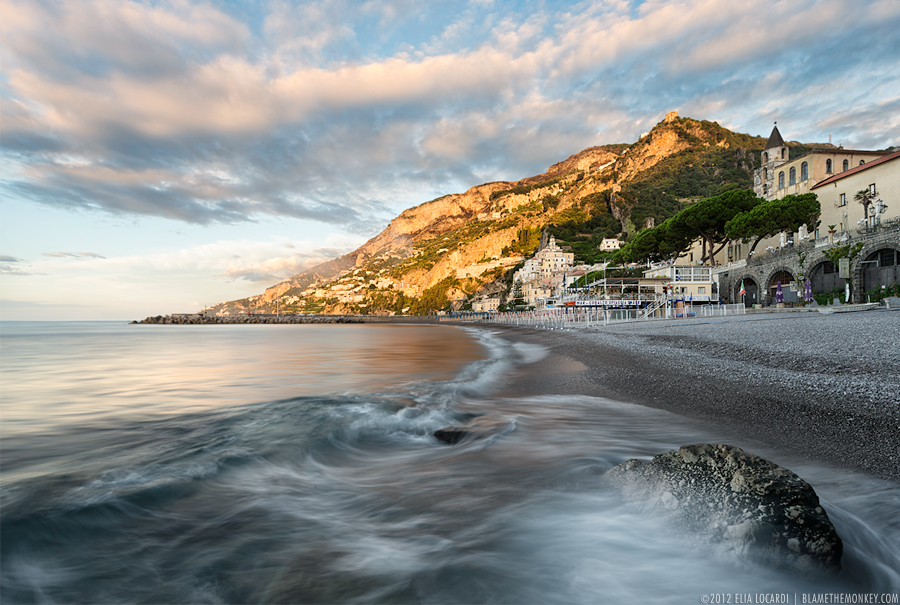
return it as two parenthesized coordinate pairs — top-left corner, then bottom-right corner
(208, 111), (799, 316)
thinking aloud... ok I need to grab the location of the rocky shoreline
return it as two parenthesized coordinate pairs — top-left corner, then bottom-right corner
(133, 313), (366, 325)
(485, 309), (900, 482)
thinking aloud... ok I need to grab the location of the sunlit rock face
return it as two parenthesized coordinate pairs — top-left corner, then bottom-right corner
(606, 444), (843, 575)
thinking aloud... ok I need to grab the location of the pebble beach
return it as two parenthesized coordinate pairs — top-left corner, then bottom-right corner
(489, 308), (900, 482)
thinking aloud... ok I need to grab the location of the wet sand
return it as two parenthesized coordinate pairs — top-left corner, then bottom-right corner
(484, 310), (900, 482)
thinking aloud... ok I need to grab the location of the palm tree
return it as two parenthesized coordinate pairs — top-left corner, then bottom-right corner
(854, 189), (875, 221)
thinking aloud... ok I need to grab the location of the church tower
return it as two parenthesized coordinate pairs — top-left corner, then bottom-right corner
(753, 124), (788, 200)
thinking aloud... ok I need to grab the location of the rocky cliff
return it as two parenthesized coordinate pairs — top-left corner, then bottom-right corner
(208, 112), (772, 316)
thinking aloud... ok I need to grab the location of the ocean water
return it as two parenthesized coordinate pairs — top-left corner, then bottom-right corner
(1, 321), (898, 604)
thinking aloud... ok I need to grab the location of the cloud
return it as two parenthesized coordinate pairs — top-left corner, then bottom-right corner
(0, 265), (42, 276)
(41, 251), (107, 259)
(0, 255), (24, 262)
(223, 256), (316, 282)
(2, 0), (899, 230)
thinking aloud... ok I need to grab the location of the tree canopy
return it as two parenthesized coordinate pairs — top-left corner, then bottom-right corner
(724, 193), (821, 258)
(676, 189), (763, 265)
(616, 189), (763, 266)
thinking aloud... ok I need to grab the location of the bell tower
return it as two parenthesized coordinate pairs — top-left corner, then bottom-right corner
(754, 123), (788, 200)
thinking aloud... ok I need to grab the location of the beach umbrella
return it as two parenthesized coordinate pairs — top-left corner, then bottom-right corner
(776, 281), (784, 304)
(804, 279), (813, 303)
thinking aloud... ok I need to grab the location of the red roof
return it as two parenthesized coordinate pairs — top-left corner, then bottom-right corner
(811, 150), (900, 189)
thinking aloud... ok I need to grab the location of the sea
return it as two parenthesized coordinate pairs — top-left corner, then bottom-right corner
(1, 321), (898, 604)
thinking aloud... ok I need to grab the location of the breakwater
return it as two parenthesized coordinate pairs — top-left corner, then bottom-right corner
(133, 313), (365, 324)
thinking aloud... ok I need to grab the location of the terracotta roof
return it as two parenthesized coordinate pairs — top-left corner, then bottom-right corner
(765, 125), (785, 149)
(811, 150), (900, 189)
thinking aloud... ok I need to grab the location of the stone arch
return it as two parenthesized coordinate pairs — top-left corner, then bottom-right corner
(808, 259), (841, 298)
(764, 267), (796, 305)
(763, 151), (769, 163)
(734, 275), (759, 307)
(859, 243), (900, 297)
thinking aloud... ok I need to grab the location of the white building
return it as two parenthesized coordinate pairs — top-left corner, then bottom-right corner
(600, 238), (621, 251)
(512, 236), (576, 305)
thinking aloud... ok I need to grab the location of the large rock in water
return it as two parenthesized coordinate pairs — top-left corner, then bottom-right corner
(605, 444), (842, 575)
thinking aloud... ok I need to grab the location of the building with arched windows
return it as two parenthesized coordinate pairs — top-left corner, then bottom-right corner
(752, 125), (887, 202)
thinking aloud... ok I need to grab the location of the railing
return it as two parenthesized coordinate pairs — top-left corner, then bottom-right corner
(467, 301), (745, 328)
(696, 304), (745, 317)
(639, 298), (666, 319)
(857, 216), (900, 235)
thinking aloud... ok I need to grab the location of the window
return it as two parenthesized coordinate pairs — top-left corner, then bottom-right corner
(860, 160), (865, 166)
(801, 162), (808, 181)
(778, 172), (785, 189)
(763, 152), (768, 163)
(870, 183), (876, 196)
(842, 159), (849, 172)
(762, 167), (767, 181)
(826, 159), (832, 173)
(698, 287), (706, 294)
(789, 167), (796, 185)
(839, 193), (846, 206)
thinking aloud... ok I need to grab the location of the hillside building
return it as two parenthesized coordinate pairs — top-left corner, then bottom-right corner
(752, 125), (886, 201)
(512, 236), (576, 305)
(600, 238), (621, 251)
(811, 150), (900, 234)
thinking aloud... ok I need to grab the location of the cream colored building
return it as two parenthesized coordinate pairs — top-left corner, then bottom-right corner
(811, 150), (900, 234)
(600, 238), (621, 251)
(512, 235), (576, 305)
(471, 296), (501, 312)
(752, 125), (886, 201)
(736, 126), (892, 259)
(644, 265), (718, 301)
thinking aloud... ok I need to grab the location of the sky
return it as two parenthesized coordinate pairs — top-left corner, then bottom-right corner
(2, 0), (899, 320)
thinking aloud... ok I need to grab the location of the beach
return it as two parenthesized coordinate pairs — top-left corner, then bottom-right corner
(488, 309), (900, 482)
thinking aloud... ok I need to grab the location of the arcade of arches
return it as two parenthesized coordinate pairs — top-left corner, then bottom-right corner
(862, 248), (900, 294)
(724, 236), (900, 307)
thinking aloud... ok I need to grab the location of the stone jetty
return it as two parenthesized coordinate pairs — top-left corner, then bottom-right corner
(133, 313), (364, 325)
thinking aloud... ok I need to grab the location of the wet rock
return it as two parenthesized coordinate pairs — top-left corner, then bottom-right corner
(605, 444), (842, 575)
(433, 427), (470, 444)
(433, 415), (513, 445)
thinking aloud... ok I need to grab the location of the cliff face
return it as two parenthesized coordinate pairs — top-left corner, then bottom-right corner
(210, 112), (769, 316)
(259, 182), (508, 303)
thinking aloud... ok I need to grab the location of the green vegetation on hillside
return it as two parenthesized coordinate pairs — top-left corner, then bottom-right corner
(489, 173), (573, 202)
(409, 277), (458, 314)
(502, 226), (541, 256)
